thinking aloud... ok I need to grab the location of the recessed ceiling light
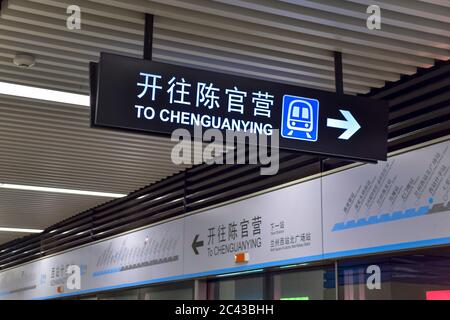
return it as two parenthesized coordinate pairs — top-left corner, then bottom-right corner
(0, 81), (89, 106)
(0, 183), (126, 198)
(0, 227), (43, 234)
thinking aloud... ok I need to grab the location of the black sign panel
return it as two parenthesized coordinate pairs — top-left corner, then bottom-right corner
(92, 53), (388, 161)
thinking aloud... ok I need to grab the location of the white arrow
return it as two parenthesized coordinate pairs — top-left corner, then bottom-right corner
(326, 110), (361, 140)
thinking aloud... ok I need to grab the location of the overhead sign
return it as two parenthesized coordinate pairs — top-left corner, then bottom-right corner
(92, 53), (388, 161)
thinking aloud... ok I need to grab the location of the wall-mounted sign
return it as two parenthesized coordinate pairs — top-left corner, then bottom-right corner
(182, 179), (323, 275)
(92, 53), (388, 161)
(0, 140), (449, 299)
(322, 140), (450, 257)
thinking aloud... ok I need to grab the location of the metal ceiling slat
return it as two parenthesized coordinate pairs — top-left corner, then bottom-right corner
(390, 93), (450, 122)
(0, 169), (152, 192)
(0, 194), (115, 202)
(87, 0), (436, 67)
(0, 64), (87, 86)
(0, 152), (183, 180)
(0, 38), (98, 63)
(369, 64), (450, 100)
(0, 13), (144, 50)
(0, 109), (203, 154)
(0, 56), (88, 80)
(27, 0), (145, 25)
(0, 130), (199, 163)
(0, 108), (186, 146)
(0, 7), (143, 45)
(0, 143), (184, 173)
(0, 198), (109, 208)
(0, 173), (148, 194)
(0, 150), (183, 181)
(0, 29), (142, 57)
(153, 47), (369, 92)
(0, 159), (171, 186)
(153, 28), (401, 82)
(153, 38), (386, 88)
(153, 49), (367, 94)
(388, 77), (450, 108)
(0, 94), (89, 111)
(0, 199), (108, 207)
(347, 0), (450, 23)
(143, 0), (448, 60)
(419, 0), (450, 9)
(0, 120), (181, 154)
(154, 17), (419, 75)
(0, 48), (89, 72)
(279, 0), (450, 37)
(0, 123), (190, 156)
(218, 0), (450, 50)
(0, 74), (88, 94)
(7, 0), (145, 34)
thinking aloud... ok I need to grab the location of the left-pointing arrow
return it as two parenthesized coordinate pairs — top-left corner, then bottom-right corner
(192, 234), (204, 255)
(326, 110), (361, 140)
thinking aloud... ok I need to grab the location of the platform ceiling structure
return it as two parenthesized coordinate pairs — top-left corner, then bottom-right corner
(0, 0), (449, 244)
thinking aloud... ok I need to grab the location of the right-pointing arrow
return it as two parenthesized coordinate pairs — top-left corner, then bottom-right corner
(327, 110), (361, 140)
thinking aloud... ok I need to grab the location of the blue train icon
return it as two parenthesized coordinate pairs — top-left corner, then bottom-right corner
(281, 95), (319, 142)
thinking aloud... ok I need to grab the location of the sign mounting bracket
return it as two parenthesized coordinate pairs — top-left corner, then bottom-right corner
(143, 13), (154, 61)
(334, 51), (343, 95)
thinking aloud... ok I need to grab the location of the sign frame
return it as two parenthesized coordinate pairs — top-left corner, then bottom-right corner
(91, 52), (388, 162)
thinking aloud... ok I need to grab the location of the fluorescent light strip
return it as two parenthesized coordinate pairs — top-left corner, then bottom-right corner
(0, 183), (126, 198)
(0, 227), (43, 234)
(216, 269), (264, 278)
(0, 81), (89, 106)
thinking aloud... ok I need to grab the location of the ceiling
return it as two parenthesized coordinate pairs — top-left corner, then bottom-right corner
(0, 0), (449, 244)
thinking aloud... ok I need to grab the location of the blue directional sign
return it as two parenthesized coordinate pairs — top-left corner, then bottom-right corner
(281, 95), (319, 142)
